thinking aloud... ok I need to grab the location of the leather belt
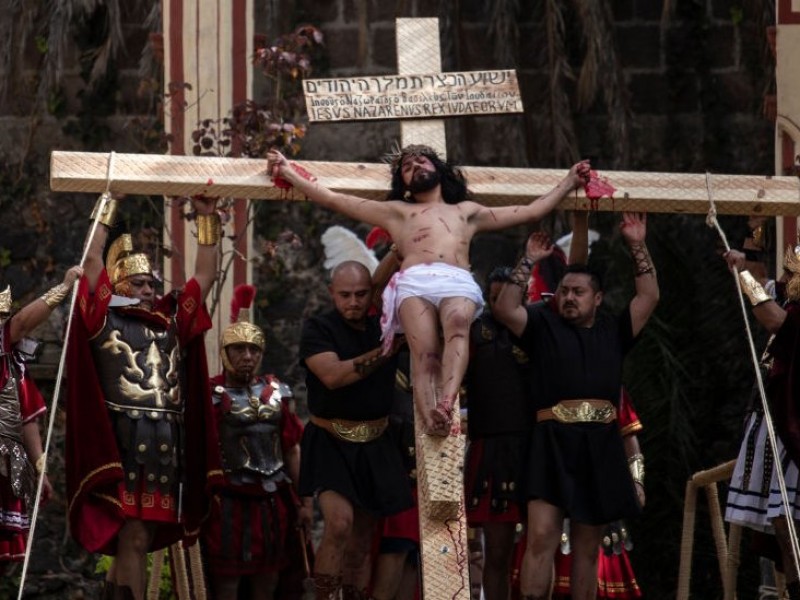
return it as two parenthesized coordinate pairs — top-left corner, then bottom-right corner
(310, 415), (388, 443)
(537, 399), (616, 424)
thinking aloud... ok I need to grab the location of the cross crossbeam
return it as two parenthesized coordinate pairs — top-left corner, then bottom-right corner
(51, 151), (800, 215)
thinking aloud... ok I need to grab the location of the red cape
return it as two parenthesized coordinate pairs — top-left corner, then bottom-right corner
(767, 304), (800, 468)
(66, 271), (224, 554)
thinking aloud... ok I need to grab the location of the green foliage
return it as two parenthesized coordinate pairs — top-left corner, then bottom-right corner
(95, 553), (175, 599)
(192, 25), (324, 159)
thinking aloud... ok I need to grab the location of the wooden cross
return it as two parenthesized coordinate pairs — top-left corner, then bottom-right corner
(49, 15), (800, 600)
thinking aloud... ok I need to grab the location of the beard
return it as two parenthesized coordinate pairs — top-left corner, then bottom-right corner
(407, 168), (441, 195)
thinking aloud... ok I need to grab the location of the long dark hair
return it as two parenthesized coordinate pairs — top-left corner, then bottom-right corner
(387, 146), (470, 204)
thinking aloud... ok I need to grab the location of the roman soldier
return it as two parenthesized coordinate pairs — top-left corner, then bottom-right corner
(202, 284), (310, 600)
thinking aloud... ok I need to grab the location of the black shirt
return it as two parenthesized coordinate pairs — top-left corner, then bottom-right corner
(300, 310), (398, 420)
(519, 304), (635, 410)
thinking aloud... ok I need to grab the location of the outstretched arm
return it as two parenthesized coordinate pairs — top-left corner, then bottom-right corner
(267, 149), (402, 230)
(83, 194), (118, 292)
(9, 266), (83, 344)
(471, 160), (591, 232)
(620, 213), (659, 337)
(190, 196), (221, 302)
(493, 232), (553, 337)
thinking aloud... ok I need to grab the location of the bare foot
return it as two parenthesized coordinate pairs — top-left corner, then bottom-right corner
(427, 408), (452, 436)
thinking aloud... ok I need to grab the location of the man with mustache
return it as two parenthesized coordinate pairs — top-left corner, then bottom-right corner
(298, 260), (411, 599)
(66, 194), (223, 600)
(202, 284), (310, 600)
(492, 212), (659, 600)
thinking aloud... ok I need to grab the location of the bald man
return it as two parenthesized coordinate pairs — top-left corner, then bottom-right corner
(298, 261), (412, 600)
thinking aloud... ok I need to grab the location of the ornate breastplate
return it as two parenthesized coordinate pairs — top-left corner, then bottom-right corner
(213, 377), (285, 482)
(0, 369), (23, 444)
(0, 362), (33, 503)
(90, 310), (183, 417)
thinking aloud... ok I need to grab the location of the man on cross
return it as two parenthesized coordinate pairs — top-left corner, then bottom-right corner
(267, 145), (589, 436)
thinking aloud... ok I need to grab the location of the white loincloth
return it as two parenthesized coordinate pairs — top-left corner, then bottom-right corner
(380, 262), (484, 354)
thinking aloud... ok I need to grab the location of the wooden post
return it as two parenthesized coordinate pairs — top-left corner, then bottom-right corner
(162, 0), (254, 374)
(773, 0), (800, 270)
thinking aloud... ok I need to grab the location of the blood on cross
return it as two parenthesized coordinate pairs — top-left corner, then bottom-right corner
(583, 170), (616, 211)
(273, 162), (317, 190)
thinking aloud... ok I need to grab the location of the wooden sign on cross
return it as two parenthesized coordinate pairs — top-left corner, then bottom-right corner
(49, 15), (800, 600)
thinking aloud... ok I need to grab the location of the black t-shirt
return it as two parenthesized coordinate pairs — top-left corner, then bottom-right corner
(300, 309), (398, 420)
(519, 304), (635, 411)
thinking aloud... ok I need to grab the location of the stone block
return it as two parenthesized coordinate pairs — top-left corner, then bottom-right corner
(628, 73), (671, 114)
(706, 25), (737, 69)
(370, 24), (397, 69)
(616, 24), (662, 69)
(324, 26), (363, 70)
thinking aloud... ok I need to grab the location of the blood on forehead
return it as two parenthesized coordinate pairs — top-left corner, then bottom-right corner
(390, 144), (439, 172)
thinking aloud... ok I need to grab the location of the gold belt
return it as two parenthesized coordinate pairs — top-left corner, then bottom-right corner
(310, 415), (388, 443)
(537, 399), (616, 424)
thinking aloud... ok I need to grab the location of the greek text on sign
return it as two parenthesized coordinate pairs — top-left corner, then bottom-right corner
(303, 69), (523, 123)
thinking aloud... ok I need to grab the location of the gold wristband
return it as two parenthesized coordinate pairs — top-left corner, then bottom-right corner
(90, 192), (119, 227)
(739, 270), (771, 307)
(196, 213), (222, 245)
(40, 282), (70, 308)
(35, 454), (46, 475)
(628, 453), (644, 486)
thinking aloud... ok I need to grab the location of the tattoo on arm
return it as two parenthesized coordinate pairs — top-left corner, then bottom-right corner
(353, 348), (388, 377)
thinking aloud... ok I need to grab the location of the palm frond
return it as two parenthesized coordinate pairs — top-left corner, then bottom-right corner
(544, 0), (579, 165)
(572, 0), (631, 167)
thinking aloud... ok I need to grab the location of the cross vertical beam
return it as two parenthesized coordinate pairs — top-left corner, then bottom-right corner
(775, 0), (800, 266)
(394, 17), (470, 600)
(396, 18), (448, 159)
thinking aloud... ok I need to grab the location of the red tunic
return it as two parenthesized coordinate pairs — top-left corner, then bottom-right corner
(65, 271), (224, 555)
(202, 373), (304, 577)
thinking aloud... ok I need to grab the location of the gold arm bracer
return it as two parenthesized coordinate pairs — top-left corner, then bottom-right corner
(40, 283), (70, 308)
(739, 270), (771, 307)
(196, 213), (222, 246)
(628, 452), (645, 486)
(89, 193), (119, 227)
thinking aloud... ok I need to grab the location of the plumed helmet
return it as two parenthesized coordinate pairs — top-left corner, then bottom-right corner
(220, 284), (265, 373)
(106, 234), (153, 294)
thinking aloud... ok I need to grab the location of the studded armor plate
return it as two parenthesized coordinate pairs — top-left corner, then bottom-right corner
(0, 365), (34, 506)
(213, 377), (285, 484)
(91, 310), (185, 495)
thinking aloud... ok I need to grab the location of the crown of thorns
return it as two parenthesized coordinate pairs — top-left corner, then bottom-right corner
(384, 142), (440, 171)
